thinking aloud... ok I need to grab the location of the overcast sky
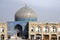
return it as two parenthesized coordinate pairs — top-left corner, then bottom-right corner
(0, 0), (60, 22)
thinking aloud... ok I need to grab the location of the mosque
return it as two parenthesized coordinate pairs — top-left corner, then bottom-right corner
(0, 5), (60, 40)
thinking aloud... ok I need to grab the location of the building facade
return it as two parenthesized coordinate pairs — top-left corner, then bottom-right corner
(0, 22), (7, 40)
(29, 22), (60, 40)
(0, 22), (60, 40)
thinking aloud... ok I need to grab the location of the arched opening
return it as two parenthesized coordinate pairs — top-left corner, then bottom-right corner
(52, 26), (57, 32)
(14, 24), (22, 37)
(36, 26), (42, 32)
(30, 35), (34, 40)
(30, 26), (34, 32)
(44, 26), (49, 32)
(36, 34), (42, 40)
(43, 35), (49, 40)
(51, 34), (57, 40)
(1, 27), (4, 33)
(1, 34), (4, 40)
(8, 35), (11, 39)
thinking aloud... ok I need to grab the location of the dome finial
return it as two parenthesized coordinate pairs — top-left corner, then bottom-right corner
(25, 3), (28, 7)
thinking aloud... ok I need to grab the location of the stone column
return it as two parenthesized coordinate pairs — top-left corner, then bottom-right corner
(42, 26), (43, 40)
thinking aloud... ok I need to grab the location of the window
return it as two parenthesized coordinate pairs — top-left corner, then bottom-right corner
(45, 26), (49, 32)
(1, 27), (4, 32)
(30, 26), (34, 32)
(36, 26), (41, 32)
(52, 26), (57, 32)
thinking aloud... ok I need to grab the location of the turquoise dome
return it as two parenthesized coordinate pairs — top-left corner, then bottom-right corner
(15, 6), (37, 22)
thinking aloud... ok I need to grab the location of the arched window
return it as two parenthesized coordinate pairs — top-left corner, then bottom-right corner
(36, 26), (41, 32)
(1, 27), (4, 32)
(52, 26), (57, 32)
(30, 26), (34, 32)
(44, 26), (49, 32)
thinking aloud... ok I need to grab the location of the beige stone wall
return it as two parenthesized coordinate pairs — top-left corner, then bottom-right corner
(0, 22), (60, 40)
(29, 22), (60, 40)
(0, 22), (8, 40)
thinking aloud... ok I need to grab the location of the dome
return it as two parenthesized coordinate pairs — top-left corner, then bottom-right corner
(15, 6), (37, 21)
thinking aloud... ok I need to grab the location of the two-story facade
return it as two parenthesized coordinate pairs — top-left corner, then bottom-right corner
(29, 22), (60, 40)
(0, 22), (7, 40)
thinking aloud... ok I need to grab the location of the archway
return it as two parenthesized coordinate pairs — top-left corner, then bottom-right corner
(30, 35), (34, 40)
(36, 34), (42, 40)
(58, 36), (60, 40)
(15, 24), (22, 37)
(43, 35), (49, 40)
(51, 34), (57, 40)
(1, 34), (4, 40)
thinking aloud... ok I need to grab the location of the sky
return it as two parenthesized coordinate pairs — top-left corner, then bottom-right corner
(0, 0), (60, 22)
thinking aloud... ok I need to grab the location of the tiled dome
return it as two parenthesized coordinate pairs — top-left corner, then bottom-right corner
(15, 6), (37, 21)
